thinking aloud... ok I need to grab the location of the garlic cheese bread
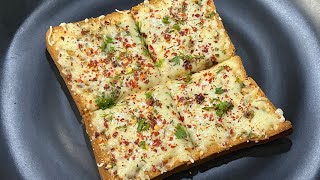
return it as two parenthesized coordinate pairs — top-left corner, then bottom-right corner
(45, 0), (293, 179)
(166, 56), (292, 159)
(83, 85), (194, 179)
(131, 0), (235, 79)
(46, 11), (161, 115)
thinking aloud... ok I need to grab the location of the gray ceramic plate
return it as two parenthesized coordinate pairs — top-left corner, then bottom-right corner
(1, 0), (320, 179)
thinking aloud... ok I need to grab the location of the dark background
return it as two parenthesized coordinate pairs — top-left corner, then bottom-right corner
(1, 0), (320, 179)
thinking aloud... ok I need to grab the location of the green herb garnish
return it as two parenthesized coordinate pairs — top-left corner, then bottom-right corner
(215, 87), (225, 94)
(185, 73), (192, 83)
(162, 16), (170, 24)
(101, 36), (114, 52)
(116, 125), (127, 130)
(215, 101), (233, 117)
(95, 91), (118, 110)
(145, 91), (153, 100)
(202, 107), (215, 111)
(143, 47), (151, 57)
(171, 56), (182, 65)
(172, 24), (181, 31)
(140, 141), (146, 149)
(137, 118), (150, 132)
(217, 66), (225, 73)
(175, 123), (188, 139)
(236, 77), (245, 88)
(155, 59), (165, 68)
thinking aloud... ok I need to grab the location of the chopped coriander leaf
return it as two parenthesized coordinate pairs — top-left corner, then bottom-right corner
(172, 56), (182, 65)
(172, 24), (181, 31)
(222, 49), (226, 54)
(209, 11), (216, 18)
(215, 87), (225, 94)
(145, 91), (153, 100)
(185, 73), (192, 83)
(143, 47), (151, 57)
(155, 59), (165, 68)
(108, 46), (115, 53)
(202, 107), (215, 111)
(137, 118), (150, 132)
(116, 125), (127, 129)
(105, 36), (113, 43)
(175, 124), (188, 139)
(162, 16), (170, 24)
(217, 66), (225, 73)
(135, 22), (142, 33)
(215, 101), (233, 117)
(236, 77), (245, 88)
(101, 113), (113, 121)
(140, 141), (146, 149)
(101, 36), (114, 52)
(95, 91), (118, 110)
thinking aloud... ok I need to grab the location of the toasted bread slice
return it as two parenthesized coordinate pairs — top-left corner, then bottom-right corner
(166, 56), (292, 160)
(83, 84), (194, 180)
(131, 0), (235, 79)
(46, 11), (161, 115)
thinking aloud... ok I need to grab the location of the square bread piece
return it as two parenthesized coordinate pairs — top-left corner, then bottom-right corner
(131, 0), (235, 79)
(46, 11), (161, 115)
(83, 84), (194, 180)
(166, 56), (292, 159)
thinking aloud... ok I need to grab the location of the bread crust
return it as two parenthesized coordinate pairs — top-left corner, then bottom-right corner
(45, 11), (133, 115)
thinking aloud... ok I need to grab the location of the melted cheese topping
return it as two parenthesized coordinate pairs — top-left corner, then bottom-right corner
(132, 0), (234, 79)
(166, 57), (286, 152)
(90, 85), (193, 179)
(51, 12), (161, 113)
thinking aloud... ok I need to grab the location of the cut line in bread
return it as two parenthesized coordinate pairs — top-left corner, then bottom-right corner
(46, 11), (161, 115)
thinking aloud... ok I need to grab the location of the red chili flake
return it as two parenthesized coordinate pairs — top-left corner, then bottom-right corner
(152, 166), (157, 172)
(169, 136), (173, 141)
(104, 121), (109, 128)
(104, 84), (110, 90)
(112, 132), (118, 138)
(152, 139), (161, 147)
(164, 34), (171, 41)
(134, 139), (139, 145)
(81, 30), (89, 35)
(161, 147), (167, 151)
(149, 45), (154, 51)
(94, 132), (100, 138)
(66, 74), (72, 82)
(123, 141), (129, 146)
(183, 60), (192, 70)
(229, 129), (234, 135)
(180, 84), (187, 89)
(195, 94), (205, 104)
(126, 79), (138, 88)
(187, 124), (192, 128)
(202, 46), (209, 53)
(152, 131), (160, 137)
(195, 14), (200, 17)
(88, 60), (98, 68)
(179, 116), (184, 122)
(192, 27), (198, 32)
(211, 56), (217, 62)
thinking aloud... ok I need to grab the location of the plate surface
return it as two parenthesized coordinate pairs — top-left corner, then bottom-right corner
(1, 0), (320, 179)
